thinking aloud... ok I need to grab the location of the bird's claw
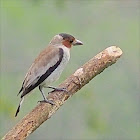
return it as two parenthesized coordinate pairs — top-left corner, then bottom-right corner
(48, 87), (68, 94)
(38, 99), (55, 105)
(60, 87), (68, 92)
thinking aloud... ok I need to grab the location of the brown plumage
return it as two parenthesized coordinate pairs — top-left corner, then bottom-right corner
(15, 33), (83, 117)
(19, 46), (62, 97)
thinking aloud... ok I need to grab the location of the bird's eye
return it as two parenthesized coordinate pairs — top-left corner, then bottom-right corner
(70, 40), (73, 43)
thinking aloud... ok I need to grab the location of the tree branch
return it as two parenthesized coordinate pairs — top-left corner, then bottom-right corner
(2, 46), (123, 140)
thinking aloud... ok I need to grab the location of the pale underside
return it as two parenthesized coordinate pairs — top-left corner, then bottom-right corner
(21, 45), (70, 96)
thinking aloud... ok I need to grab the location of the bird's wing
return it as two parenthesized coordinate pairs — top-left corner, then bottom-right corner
(19, 46), (64, 98)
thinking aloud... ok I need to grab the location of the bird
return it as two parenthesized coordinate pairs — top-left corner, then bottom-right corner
(15, 33), (83, 117)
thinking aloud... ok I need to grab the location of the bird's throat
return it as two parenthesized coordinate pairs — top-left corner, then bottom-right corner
(62, 40), (72, 48)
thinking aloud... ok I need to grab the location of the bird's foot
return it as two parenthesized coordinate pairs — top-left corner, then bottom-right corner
(48, 87), (68, 94)
(38, 99), (55, 105)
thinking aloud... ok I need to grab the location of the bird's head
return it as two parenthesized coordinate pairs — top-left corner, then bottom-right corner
(50, 33), (83, 48)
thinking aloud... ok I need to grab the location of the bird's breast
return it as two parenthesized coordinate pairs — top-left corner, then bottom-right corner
(41, 46), (70, 87)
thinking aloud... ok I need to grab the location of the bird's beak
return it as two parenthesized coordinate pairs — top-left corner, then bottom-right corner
(73, 39), (83, 46)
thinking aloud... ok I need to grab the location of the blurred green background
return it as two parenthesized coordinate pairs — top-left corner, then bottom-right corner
(0, 0), (140, 139)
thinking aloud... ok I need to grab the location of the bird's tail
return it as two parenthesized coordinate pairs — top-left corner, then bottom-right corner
(15, 97), (24, 117)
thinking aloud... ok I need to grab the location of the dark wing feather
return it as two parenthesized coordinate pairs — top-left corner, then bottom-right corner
(20, 48), (63, 98)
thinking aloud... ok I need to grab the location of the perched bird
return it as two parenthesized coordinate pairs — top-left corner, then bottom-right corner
(15, 33), (83, 117)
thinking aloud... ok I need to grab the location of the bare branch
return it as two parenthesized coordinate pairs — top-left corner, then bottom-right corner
(2, 46), (123, 140)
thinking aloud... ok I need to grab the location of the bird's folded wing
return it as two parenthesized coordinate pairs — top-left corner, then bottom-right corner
(19, 46), (63, 98)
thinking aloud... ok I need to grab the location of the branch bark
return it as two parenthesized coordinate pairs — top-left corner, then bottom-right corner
(2, 46), (123, 140)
